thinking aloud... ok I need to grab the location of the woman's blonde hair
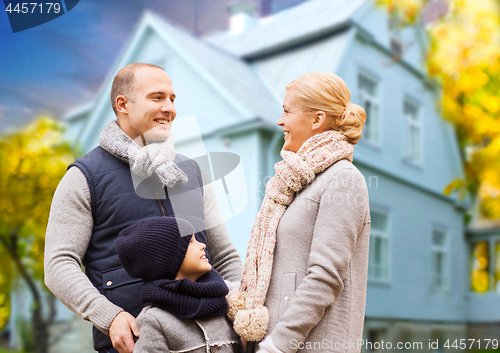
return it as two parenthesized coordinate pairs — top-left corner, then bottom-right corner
(286, 72), (366, 145)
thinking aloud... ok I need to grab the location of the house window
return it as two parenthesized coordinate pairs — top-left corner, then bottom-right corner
(365, 329), (385, 352)
(431, 227), (448, 292)
(390, 36), (403, 58)
(470, 240), (491, 293)
(430, 331), (446, 353)
(495, 241), (500, 292)
(470, 239), (500, 293)
(358, 72), (379, 145)
(403, 99), (421, 164)
(368, 209), (389, 281)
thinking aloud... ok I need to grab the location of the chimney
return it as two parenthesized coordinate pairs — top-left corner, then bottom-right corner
(227, 1), (257, 34)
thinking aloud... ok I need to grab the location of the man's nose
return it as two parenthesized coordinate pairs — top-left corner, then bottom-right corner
(160, 103), (175, 116)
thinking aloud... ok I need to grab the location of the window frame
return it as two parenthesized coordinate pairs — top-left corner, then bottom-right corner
(368, 207), (391, 284)
(357, 70), (381, 147)
(431, 225), (449, 293)
(402, 97), (423, 165)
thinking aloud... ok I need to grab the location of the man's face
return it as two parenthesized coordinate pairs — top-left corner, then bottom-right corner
(119, 67), (177, 143)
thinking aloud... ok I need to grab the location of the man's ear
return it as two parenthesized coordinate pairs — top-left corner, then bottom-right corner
(115, 95), (129, 114)
(311, 111), (327, 131)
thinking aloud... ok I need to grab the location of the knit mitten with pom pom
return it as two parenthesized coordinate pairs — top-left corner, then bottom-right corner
(233, 306), (269, 342)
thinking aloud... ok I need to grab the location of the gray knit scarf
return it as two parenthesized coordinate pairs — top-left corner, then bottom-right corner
(99, 119), (188, 188)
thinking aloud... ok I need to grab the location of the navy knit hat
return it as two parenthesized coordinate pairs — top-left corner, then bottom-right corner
(116, 216), (196, 282)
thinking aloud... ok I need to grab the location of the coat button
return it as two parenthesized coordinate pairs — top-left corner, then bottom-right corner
(284, 296), (290, 302)
(107, 281), (112, 287)
(210, 346), (218, 353)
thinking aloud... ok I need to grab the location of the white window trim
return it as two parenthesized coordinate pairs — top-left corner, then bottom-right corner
(431, 226), (449, 293)
(358, 70), (380, 147)
(403, 97), (423, 165)
(368, 208), (391, 284)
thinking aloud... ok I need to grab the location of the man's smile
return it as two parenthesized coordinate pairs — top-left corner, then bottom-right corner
(154, 118), (170, 125)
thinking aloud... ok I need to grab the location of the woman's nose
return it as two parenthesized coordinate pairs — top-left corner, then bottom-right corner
(277, 116), (284, 126)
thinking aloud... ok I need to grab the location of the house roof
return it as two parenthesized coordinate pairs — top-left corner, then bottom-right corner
(205, 0), (368, 58)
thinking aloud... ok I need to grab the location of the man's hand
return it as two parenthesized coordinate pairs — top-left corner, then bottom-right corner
(109, 311), (140, 353)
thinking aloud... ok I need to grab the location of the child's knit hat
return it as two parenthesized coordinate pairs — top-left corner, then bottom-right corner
(116, 216), (195, 282)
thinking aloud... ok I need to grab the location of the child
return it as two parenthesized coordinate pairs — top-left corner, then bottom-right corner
(116, 216), (242, 353)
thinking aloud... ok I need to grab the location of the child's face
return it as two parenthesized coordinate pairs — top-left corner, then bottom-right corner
(175, 235), (212, 281)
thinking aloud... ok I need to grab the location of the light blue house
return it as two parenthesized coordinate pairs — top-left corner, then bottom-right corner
(58, 0), (498, 350)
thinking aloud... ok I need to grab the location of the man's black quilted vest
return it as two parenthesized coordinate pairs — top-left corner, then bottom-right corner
(68, 146), (206, 351)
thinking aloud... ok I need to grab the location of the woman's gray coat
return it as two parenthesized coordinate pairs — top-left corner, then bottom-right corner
(260, 159), (371, 353)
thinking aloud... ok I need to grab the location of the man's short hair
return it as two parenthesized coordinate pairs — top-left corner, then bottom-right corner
(110, 63), (164, 115)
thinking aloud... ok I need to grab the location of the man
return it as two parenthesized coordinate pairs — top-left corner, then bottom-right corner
(44, 63), (243, 353)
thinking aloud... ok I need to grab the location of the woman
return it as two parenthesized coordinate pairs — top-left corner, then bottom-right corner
(227, 72), (371, 353)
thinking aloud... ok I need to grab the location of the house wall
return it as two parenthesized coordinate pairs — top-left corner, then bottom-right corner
(64, 113), (90, 146)
(357, 163), (467, 322)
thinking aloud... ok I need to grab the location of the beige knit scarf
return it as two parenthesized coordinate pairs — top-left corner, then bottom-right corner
(99, 119), (188, 188)
(227, 130), (354, 342)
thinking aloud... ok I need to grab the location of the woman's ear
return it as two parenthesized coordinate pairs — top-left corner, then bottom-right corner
(311, 111), (327, 131)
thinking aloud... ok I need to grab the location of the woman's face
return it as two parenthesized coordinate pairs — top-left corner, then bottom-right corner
(277, 89), (316, 153)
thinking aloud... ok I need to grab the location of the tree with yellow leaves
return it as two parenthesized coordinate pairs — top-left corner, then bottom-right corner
(0, 117), (77, 353)
(378, 0), (500, 220)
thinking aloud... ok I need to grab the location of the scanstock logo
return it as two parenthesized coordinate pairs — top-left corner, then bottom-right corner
(3, 0), (79, 33)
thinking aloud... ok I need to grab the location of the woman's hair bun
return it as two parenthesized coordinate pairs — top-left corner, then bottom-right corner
(339, 102), (367, 145)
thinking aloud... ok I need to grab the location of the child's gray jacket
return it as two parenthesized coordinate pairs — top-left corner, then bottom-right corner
(134, 306), (242, 353)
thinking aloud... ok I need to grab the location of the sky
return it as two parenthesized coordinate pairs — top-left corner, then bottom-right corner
(0, 0), (277, 133)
